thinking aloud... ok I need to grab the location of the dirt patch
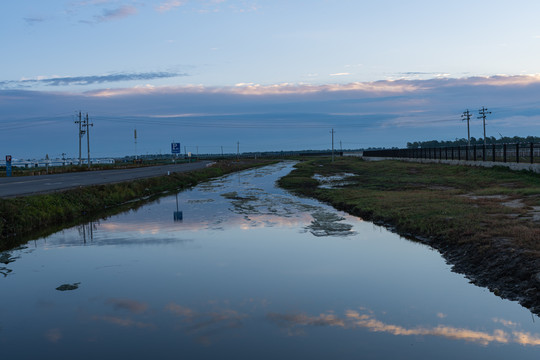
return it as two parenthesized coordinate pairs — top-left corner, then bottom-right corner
(313, 173), (356, 189)
(502, 199), (525, 209)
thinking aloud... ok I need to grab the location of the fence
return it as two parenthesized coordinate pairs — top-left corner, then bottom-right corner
(363, 143), (540, 164)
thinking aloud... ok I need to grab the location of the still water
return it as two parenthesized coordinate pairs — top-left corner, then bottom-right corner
(1, 162), (539, 359)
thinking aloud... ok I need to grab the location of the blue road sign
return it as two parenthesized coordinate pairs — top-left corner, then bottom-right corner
(171, 143), (181, 154)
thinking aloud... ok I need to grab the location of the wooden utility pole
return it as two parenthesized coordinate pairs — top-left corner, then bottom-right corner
(478, 107), (491, 147)
(84, 113), (93, 169)
(74, 111), (85, 166)
(134, 129), (138, 160)
(330, 128), (335, 162)
(461, 109), (472, 146)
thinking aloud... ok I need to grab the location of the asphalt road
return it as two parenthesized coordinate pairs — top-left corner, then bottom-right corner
(0, 161), (212, 198)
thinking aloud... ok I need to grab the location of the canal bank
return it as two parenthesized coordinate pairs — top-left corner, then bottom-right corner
(278, 157), (540, 314)
(0, 160), (276, 250)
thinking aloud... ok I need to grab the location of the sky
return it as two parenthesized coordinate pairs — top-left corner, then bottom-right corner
(2, 0), (540, 159)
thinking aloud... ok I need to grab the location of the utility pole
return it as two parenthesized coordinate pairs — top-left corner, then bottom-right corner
(74, 111), (85, 166)
(330, 128), (335, 162)
(83, 113), (93, 169)
(461, 109), (472, 146)
(237, 141), (240, 161)
(478, 107), (491, 147)
(221, 145), (224, 157)
(134, 129), (137, 160)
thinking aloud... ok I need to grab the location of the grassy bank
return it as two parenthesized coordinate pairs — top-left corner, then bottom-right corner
(0, 160), (275, 250)
(279, 157), (540, 310)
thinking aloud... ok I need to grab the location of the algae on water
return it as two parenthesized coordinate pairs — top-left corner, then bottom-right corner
(56, 282), (81, 291)
(306, 211), (355, 237)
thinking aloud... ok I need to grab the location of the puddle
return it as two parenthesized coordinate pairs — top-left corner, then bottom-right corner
(313, 173), (357, 189)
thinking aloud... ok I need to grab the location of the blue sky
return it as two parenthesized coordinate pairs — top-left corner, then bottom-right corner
(2, 1), (540, 158)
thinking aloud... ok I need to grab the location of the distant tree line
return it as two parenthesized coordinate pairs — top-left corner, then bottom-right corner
(406, 136), (540, 149)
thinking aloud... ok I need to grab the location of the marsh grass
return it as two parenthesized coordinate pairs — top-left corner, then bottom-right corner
(278, 157), (540, 255)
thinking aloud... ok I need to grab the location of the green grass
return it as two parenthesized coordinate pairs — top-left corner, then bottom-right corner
(0, 159), (276, 250)
(279, 157), (540, 255)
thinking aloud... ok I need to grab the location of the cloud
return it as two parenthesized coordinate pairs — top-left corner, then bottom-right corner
(3, 74), (540, 157)
(330, 72), (351, 77)
(92, 315), (156, 329)
(72, 0), (112, 6)
(267, 312), (346, 329)
(155, 0), (257, 14)
(24, 17), (46, 25)
(107, 298), (148, 314)
(165, 303), (197, 318)
(45, 328), (63, 343)
(94, 5), (138, 22)
(88, 80), (419, 98)
(66, 0), (113, 16)
(165, 302), (248, 344)
(0, 71), (187, 89)
(156, 1), (187, 13)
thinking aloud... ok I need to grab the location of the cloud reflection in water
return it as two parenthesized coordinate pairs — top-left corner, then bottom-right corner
(267, 308), (540, 347)
(166, 302), (248, 345)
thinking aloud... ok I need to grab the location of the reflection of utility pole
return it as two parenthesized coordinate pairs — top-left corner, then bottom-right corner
(84, 113), (93, 169)
(79, 221), (95, 244)
(461, 109), (472, 146)
(330, 128), (335, 162)
(82, 223), (86, 244)
(478, 107), (491, 147)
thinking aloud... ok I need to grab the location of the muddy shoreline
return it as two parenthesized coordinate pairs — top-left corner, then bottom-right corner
(372, 217), (540, 316)
(306, 199), (540, 315)
(278, 158), (540, 316)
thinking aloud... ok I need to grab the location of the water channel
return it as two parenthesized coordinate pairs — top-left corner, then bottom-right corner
(1, 162), (539, 359)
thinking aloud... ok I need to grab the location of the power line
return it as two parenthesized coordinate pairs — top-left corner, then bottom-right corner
(74, 111), (85, 166)
(330, 128), (335, 162)
(478, 106), (492, 146)
(83, 113), (93, 169)
(461, 109), (472, 146)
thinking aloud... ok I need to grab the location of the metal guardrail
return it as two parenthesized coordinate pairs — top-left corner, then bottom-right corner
(363, 143), (540, 164)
